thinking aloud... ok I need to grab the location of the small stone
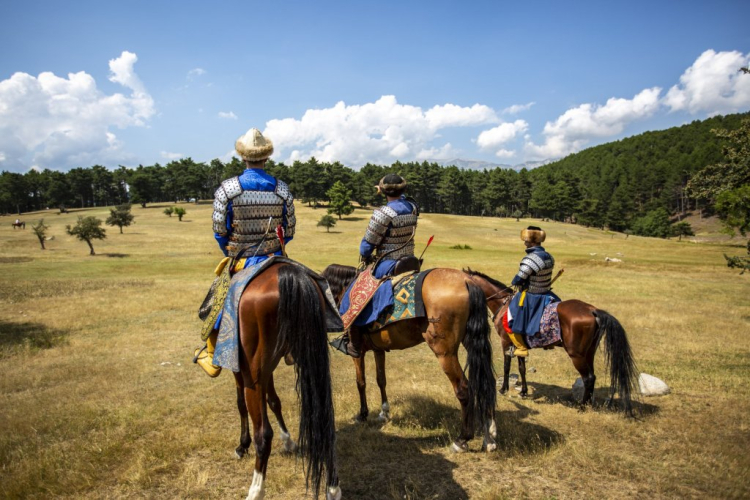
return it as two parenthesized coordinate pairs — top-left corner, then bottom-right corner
(176, 363), (182, 367)
(160, 362), (172, 366)
(638, 373), (670, 396)
(528, 367), (537, 373)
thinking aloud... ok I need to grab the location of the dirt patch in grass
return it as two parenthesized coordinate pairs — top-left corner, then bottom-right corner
(0, 320), (68, 357)
(0, 278), (154, 303)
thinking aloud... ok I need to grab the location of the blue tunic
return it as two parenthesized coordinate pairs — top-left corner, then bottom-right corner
(339, 197), (416, 326)
(508, 246), (560, 336)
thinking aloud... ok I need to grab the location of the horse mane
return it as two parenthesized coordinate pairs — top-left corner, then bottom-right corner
(463, 267), (509, 291)
(321, 264), (357, 302)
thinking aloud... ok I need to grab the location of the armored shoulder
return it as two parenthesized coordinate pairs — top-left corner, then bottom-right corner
(275, 179), (296, 237)
(212, 177), (242, 234)
(364, 205), (397, 246)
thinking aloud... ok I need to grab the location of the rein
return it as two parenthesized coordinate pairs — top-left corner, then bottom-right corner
(466, 274), (514, 321)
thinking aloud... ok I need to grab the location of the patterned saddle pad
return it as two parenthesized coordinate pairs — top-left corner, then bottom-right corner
(371, 271), (429, 330)
(526, 302), (561, 349)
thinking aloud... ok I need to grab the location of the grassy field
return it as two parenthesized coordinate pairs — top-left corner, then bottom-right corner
(0, 202), (748, 499)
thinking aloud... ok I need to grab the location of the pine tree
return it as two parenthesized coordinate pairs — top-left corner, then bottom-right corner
(326, 181), (354, 220)
(317, 214), (337, 232)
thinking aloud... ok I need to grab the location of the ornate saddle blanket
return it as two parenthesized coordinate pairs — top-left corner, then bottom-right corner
(340, 266), (384, 330)
(213, 257), (343, 372)
(371, 270), (431, 330)
(526, 302), (561, 349)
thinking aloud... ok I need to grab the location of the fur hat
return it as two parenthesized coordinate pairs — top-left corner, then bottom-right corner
(235, 128), (274, 162)
(521, 226), (546, 244)
(377, 174), (407, 197)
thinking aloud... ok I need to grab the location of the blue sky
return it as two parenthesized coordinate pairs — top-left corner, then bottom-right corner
(1, 0), (749, 172)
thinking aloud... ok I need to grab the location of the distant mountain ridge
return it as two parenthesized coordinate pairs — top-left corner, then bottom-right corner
(426, 158), (555, 171)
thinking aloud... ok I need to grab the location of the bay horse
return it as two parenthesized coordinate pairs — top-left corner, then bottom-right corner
(11, 221), (25, 229)
(228, 263), (341, 500)
(463, 269), (639, 416)
(322, 264), (498, 453)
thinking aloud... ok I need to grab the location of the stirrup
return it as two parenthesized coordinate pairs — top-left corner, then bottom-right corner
(507, 345), (516, 358)
(192, 344), (207, 363)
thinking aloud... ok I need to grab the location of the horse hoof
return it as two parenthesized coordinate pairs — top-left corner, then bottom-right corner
(450, 442), (468, 453)
(482, 441), (498, 453)
(353, 414), (367, 423)
(281, 439), (299, 455)
(235, 447), (248, 459)
(327, 485), (342, 500)
(489, 419), (497, 439)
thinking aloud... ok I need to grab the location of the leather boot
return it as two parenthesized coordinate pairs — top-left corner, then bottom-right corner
(508, 332), (529, 358)
(330, 330), (362, 358)
(194, 331), (222, 377)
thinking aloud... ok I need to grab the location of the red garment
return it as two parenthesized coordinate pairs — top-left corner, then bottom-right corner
(501, 310), (513, 334)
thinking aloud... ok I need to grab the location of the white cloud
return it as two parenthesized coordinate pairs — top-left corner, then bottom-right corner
(494, 148), (515, 159)
(218, 111), (238, 120)
(664, 49), (750, 115)
(477, 120), (529, 150)
(263, 95), (499, 166)
(161, 151), (183, 160)
(502, 102), (535, 115)
(524, 87), (662, 159)
(415, 143), (458, 160)
(187, 68), (206, 79)
(0, 51), (154, 171)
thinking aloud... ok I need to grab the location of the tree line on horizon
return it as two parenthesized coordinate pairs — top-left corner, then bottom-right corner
(1, 111), (747, 240)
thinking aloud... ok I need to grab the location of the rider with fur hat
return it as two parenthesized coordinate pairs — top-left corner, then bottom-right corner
(195, 128), (296, 377)
(504, 226), (560, 357)
(334, 174), (419, 357)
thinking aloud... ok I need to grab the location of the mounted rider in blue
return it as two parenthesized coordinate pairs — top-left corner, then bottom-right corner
(333, 174), (419, 358)
(507, 226), (560, 357)
(195, 128), (296, 377)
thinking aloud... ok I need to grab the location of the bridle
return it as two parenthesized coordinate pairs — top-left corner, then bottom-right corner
(467, 275), (514, 321)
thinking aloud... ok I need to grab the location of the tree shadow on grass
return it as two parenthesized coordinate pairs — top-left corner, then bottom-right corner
(318, 230), (343, 234)
(342, 216), (365, 222)
(336, 420), (469, 499)
(524, 381), (661, 417)
(101, 253), (129, 258)
(0, 320), (68, 357)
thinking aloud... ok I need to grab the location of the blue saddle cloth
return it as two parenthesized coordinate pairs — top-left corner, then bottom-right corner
(213, 257), (342, 372)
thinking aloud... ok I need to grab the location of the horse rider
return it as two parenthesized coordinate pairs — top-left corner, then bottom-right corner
(504, 226), (560, 357)
(333, 174), (419, 357)
(194, 128), (296, 377)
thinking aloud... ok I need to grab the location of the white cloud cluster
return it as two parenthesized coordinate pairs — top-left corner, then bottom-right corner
(218, 111), (238, 120)
(187, 68), (206, 79)
(263, 95), (501, 165)
(503, 102), (535, 115)
(664, 49), (750, 115)
(477, 120), (529, 154)
(523, 87), (662, 159)
(161, 151), (183, 160)
(0, 51), (154, 171)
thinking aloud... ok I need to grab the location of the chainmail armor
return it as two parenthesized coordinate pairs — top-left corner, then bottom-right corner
(212, 177), (296, 257)
(516, 252), (555, 293)
(364, 203), (418, 260)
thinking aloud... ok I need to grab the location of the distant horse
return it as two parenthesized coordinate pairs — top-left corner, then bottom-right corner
(322, 264), (497, 453)
(229, 263), (341, 500)
(464, 269), (639, 416)
(11, 221), (25, 229)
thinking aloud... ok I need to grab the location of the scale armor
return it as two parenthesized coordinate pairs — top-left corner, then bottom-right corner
(212, 177), (295, 258)
(516, 252), (555, 294)
(364, 203), (418, 260)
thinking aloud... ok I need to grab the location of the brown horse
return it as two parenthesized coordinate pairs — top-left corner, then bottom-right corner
(228, 263), (341, 500)
(11, 221), (25, 229)
(322, 264), (498, 453)
(463, 269), (639, 416)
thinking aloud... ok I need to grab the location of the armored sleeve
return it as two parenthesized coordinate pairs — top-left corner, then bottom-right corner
(516, 253), (545, 281)
(212, 177), (242, 234)
(275, 180), (296, 238)
(363, 206), (397, 247)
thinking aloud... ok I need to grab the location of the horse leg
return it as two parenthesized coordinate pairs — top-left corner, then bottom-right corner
(353, 355), (369, 422)
(244, 384), (273, 500)
(234, 372), (252, 459)
(374, 350), (390, 422)
(267, 374), (298, 454)
(437, 354), (474, 453)
(518, 355), (528, 398)
(499, 353), (511, 395)
(572, 355), (596, 408)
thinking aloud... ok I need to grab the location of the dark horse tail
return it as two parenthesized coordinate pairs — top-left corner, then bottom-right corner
(277, 265), (337, 498)
(593, 309), (639, 417)
(462, 281), (497, 433)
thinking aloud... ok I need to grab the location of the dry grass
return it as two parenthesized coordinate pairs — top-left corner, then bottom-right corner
(1, 203), (749, 499)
